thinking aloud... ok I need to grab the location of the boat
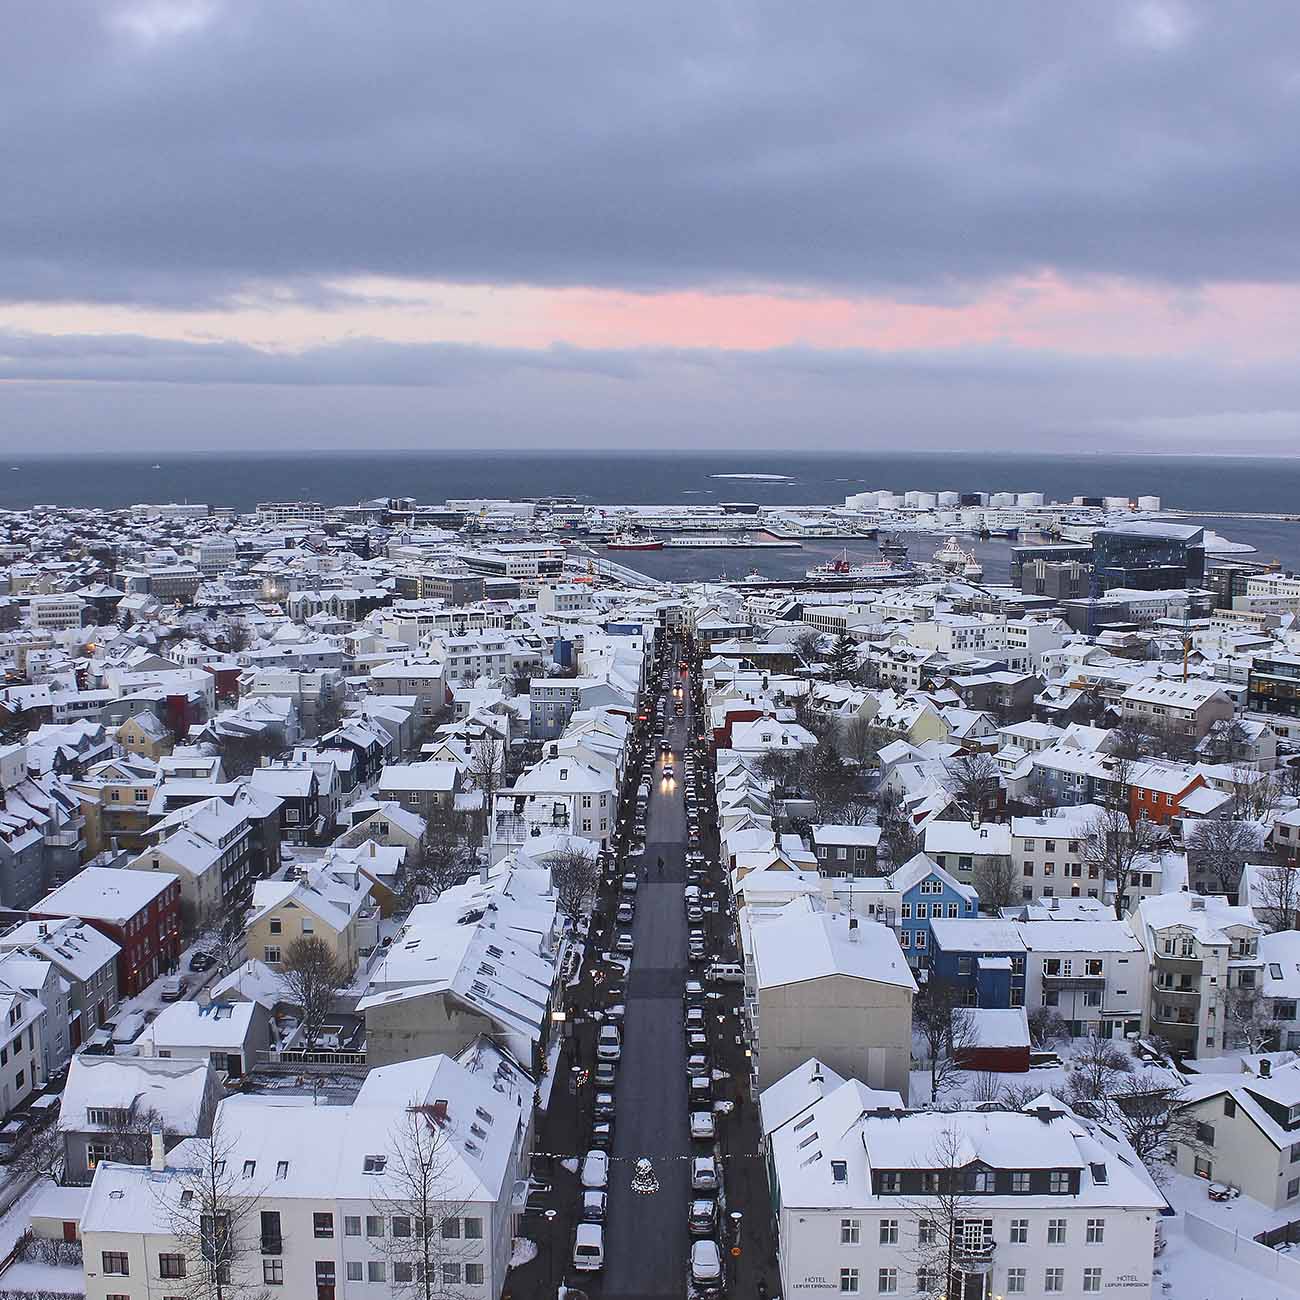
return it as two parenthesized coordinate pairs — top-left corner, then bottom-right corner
(806, 548), (903, 582)
(933, 536), (985, 575)
(879, 534), (908, 557)
(606, 532), (664, 551)
(962, 557), (984, 580)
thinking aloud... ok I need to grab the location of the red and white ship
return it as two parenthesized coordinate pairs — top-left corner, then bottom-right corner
(606, 531), (665, 551)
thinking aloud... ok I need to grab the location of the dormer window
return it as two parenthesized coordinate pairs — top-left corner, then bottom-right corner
(832, 1160), (849, 1184)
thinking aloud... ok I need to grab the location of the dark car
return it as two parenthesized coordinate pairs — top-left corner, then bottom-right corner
(188, 951), (217, 972)
(689, 1198), (718, 1237)
(590, 1120), (615, 1150)
(594, 1062), (618, 1088)
(593, 1091), (616, 1119)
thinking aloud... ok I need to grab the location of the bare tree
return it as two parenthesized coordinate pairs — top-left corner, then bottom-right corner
(912, 979), (978, 1101)
(279, 938), (348, 1053)
(373, 1103), (478, 1300)
(1107, 718), (1156, 762)
(465, 738), (504, 840)
(1199, 719), (1252, 766)
(1026, 1006), (1067, 1049)
(945, 752), (1001, 819)
(1064, 1034), (1132, 1109)
(1229, 763), (1282, 820)
(879, 786), (920, 864)
(1080, 801), (1159, 919)
(156, 1117), (270, 1300)
(1107, 1072), (1207, 1187)
(972, 856), (1018, 914)
(192, 905), (248, 974)
(792, 627), (824, 667)
(804, 738), (853, 823)
(216, 727), (286, 779)
(549, 846), (601, 925)
(1219, 982), (1277, 1053)
(1187, 818), (1263, 899)
(843, 715), (880, 771)
(402, 803), (470, 905)
(902, 1125), (985, 1300)
(10, 1120), (64, 1184)
(1253, 863), (1300, 933)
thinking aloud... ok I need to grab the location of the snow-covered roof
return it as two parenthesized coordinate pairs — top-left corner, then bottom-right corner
(751, 907), (915, 992)
(59, 1055), (213, 1134)
(35, 865), (178, 924)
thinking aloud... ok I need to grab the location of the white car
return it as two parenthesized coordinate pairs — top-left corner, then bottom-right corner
(597, 1024), (622, 1062)
(690, 1239), (723, 1294)
(691, 1155), (718, 1191)
(581, 1149), (609, 1189)
(573, 1222), (604, 1271)
(690, 1110), (716, 1140)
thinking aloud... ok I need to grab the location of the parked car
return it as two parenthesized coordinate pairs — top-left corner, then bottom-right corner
(621, 873), (639, 894)
(593, 1091), (616, 1119)
(688, 1198), (718, 1237)
(597, 1025), (622, 1062)
(594, 1061), (617, 1088)
(616, 901), (635, 924)
(581, 1190), (607, 1223)
(573, 1223), (604, 1272)
(691, 1155), (719, 1191)
(603, 1002), (626, 1024)
(684, 1008), (706, 1034)
(159, 976), (187, 1002)
(686, 1030), (710, 1056)
(690, 1239), (723, 1296)
(687, 1053), (710, 1077)
(188, 951), (217, 972)
(615, 932), (635, 956)
(683, 980), (705, 1006)
(581, 1150), (609, 1189)
(706, 962), (745, 985)
(690, 1110), (715, 1140)
(591, 1120), (614, 1150)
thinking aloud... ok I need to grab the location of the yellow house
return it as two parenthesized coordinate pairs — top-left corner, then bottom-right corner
(246, 862), (374, 976)
(115, 712), (173, 760)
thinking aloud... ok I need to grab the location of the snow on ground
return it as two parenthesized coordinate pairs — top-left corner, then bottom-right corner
(0, 1185), (41, 1259)
(1157, 1217), (1300, 1300)
(1165, 1172), (1298, 1237)
(560, 1158), (579, 1174)
(509, 1237), (538, 1268)
(908, 1063), (1070, 1109)
(0, 1260), (84, 1295)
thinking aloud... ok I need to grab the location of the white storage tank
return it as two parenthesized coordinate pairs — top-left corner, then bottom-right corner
(936, 491), (960, 507)
(1016, 492), (1044, 507)
(1137, 495), (1162, 512)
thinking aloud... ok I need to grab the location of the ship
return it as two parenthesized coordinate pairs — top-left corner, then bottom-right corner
(878, 534), (908, 557)
(806, 548), (903, 582)
(933, 536), (984, 580)
(605, 531), (665, 551)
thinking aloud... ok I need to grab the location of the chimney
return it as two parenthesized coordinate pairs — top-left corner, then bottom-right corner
(369, 841), (376, 858)
(1261, 1058), (1273, 1079)
(431, 1099), (449, 1125)
(848, 916), (860, 943)
(150, 1126), (166, 1172)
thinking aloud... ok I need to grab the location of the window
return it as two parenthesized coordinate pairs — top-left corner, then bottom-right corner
(841, 1219), (861, 1245)
(465, 1263), (485, 1286)
(1010, 1219), (1028, 1244)
(877, 1269), (897, 1295)
(264, 946), (281, 964)
(159, 1254), (186, 1278)
(103, 1253), (129, 1276)
(1291, 1142), (1300, 1164)
(368, 1262), (386, 1283)
(344, 1216), (361, 1237)
(263, 1258), (284, 1285)
(365, 1216), (384, 1238)
(840, 1268), (860, 1294)
(392, 1216), (412, 1238)
(1084, 1268), (1102, 1293)
(1196, 1122), (1215, 1147)
(315, 1262), (335, 1286)
(464, 1217), (483, 1240)
(1290, 1178), (1300, 1201)
(1087, 1218), (1105, 1244)
(1007, 1268), (1026, 1294)
(900, 903), (911, 919)
(917, 1220), (936, 1246)
(393, 1264), (414, 1285)
(346, 1262), (363, 1282)
(1048, 1171), (1070, 1193)
(441, 1263), (462, 1285)
(874, 1169), (897, 1192)
(269, 917), (282, 935)
(440, 1218), (461, 1240)
(87, 1142), (110, 1169)
(313, 1212), (334, 1239)
(879, 1219), (898, 1245)
(1048, 1219), (1066, 1245)
(243, 1160), (256, 1179)
(916, 1269), (935, 1294)
(1045, 1267), (1065, 1293)
(1010, 1171), (1030, 1193)
(967, 1169), (992, 1193)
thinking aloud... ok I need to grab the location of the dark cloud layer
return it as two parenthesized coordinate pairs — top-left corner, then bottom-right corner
(4, 1), (1300, 306)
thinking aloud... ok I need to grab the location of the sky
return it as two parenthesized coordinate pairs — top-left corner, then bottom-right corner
(4, 1), (1300, 454)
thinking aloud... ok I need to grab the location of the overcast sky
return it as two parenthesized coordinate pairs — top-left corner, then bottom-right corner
(4, 0), (1300, 453)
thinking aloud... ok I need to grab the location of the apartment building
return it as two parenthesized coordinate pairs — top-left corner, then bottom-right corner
(1118, 678), (1234, 743)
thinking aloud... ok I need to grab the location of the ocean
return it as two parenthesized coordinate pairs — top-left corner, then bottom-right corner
(1, 450), (1297, 580)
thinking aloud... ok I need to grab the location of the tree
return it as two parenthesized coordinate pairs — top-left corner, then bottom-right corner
(1064, 1033), (1132, 1109)
(549, 846), (601, 925)
(1219, 982), (1277, 1053)
(1107, 718), (1156, 762)
(1253, 863), (1300, 933)
(902, 1125), (984, 1300)
(843, 715), (880, 771)
(912, 979), (978, 1101)
(826, 631), (858, 683)
(971, 856), (1018, 914)
(279, 938), (348, 1053)
(1106, 1072), (1206, 1186)
(944, 752), (1001, 819)
(216, 727), (286, 779)
(1079, 798), (1159, 920)
(791, 627), (824, 667)
(1186, 818), (1263, 900)
(313, 689), (345, 740)
(191, 905), (248, 973)
(156, 1117), (269, 1300)
(1229, 763), (1282, 820)
(1026, 1006), (1067, 1049)
(465, 737), (504, 840)
(804, 739), (854, 822)
(373, 1102), (478, 1300)
(10, 1120), (64, 1184)
(878, 786), (920, 865)
(402, 802), (471, 905)
(1199, 719), (1252, 766)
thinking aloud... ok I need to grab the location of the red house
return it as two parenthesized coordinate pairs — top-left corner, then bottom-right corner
(1127, 763), (1207, 827)
(31, 866), (182, 997)
(954, 1008), (1031, 1074)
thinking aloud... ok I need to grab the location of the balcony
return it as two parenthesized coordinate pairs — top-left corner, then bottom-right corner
(1151, 1007), (1200, 1028)
(1152, 984), (1200, 1004)
(1042, 971), (1105, 989)
(260, 1236), (283, 1256)
(953, 1241), (996, 1274)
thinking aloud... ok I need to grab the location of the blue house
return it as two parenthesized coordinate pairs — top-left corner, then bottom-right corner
(928, 918), (1028, 1008)
(889, 852), (979, 969)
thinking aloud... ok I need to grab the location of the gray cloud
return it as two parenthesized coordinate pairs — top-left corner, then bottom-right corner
(4, 2), (1300, 306)
(2, 326), (1300, 454)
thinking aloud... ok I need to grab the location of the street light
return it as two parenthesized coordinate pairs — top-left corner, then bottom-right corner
(543, 1208), (558, 1293)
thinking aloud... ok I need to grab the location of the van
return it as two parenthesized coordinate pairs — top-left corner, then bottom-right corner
(572, 1222), (604, 1271)
(705, 962), (745, 985)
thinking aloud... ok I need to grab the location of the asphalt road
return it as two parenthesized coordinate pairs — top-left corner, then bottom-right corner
(601, 695), (693, 1300)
